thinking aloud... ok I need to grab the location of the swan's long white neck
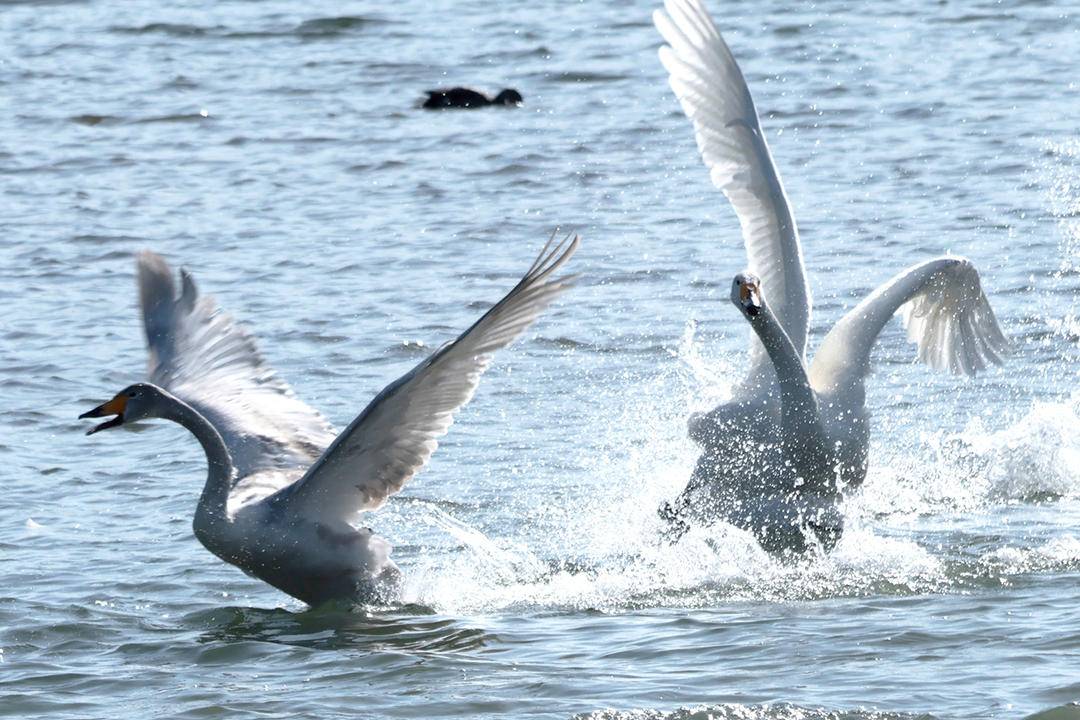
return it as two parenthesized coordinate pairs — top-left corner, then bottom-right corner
(748, 305), (818, 426)
(158, 393), (234, 521)
(746, 300), (831, 469)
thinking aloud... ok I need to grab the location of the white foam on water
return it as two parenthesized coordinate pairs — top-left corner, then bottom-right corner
(981, 534), (1080, 576)
(857, 395), (1080, 521)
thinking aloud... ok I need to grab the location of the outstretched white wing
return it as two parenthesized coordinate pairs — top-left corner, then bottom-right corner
(274, 234), (579, 524)
(655, 0), (811, 377)
(138, 252), (336, 477)
(809, 257), (1008, 394)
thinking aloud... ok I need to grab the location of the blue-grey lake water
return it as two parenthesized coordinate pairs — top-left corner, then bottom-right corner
(2, 0), (1079, 718)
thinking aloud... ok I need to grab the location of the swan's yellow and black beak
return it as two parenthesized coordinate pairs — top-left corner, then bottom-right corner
(79, 394), (127, 436)
(740, 280), (762, 317)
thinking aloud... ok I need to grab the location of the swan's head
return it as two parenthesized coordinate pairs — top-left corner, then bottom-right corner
(79, 382), (162, 435)
(731, 271), (763, 319)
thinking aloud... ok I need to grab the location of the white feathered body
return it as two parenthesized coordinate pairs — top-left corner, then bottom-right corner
(815, 389), (871, 490)
(193, 478), (401, 606)
(680, 397), (852, 554)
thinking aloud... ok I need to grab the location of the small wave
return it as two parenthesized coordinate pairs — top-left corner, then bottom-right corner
(549, 71), (629, 83)
(294, 16), (385, 37)
(278, 330), (349, 346)
(69, 114), (122, 127)
(892, 105), (944, 120)
(1023, 703), (1080, 720)
(934, 13), (1019, 24)
(109, 17), (386, 42)
(183, 604), (488, 653)
(773, 24), (808, 36)
(110, 22), (215, 37)
(576, 703), (935, 720)
(980, 535), (1080, 576)
(346, 159), (408, 173)
(69, 234), (144, 245)
(601, 268), (679, 285)
(531, 336), (596, 351)
(472, 45), (553, 61)
(488, 162), (534, 177)
(132, 112), (211, 124)
(383, 339), (432, 359)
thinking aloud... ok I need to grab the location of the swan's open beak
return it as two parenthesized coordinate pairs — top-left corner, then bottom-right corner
(740, 281), (762, 317)
(79, 394), (127, 436)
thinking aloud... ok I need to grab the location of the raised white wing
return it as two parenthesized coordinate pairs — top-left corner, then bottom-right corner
(809, 257), (1009, 394)
(655, 0), (811, 377)
(274, 234), (579, 523)
(138, 252), (336, 477)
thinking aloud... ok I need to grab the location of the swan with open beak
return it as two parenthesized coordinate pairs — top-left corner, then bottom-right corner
(79, 393), (129, 435)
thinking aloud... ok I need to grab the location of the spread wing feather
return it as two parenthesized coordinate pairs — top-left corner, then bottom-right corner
(138, 252), (336, 477)
(275, 234), (579, 523)
(809, 257), (1008, 393)
(655, 0), (811, 382)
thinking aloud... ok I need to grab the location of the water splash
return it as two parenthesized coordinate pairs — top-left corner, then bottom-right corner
(390, 320), (1080, 614)
(861, 396), (1080, 515)
(401, 325), (978, 614)
(981, 534), (1080, 577)
(1041, 138), (1080, 274)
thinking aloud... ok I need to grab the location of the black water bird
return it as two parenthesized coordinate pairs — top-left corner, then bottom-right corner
(422, 87), (523, 110)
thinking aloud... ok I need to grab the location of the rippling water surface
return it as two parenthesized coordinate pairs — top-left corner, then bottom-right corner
(2, 0), (1079, 718)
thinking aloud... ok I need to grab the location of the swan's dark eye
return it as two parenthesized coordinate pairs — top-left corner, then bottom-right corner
(127, 390), (138, 398)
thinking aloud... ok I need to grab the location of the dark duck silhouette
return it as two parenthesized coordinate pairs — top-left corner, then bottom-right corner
(422, 87), (523, 110)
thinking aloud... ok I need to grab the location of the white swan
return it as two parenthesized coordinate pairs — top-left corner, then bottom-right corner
(80, 234), (578, 606)
(653, 0), (1008, 554)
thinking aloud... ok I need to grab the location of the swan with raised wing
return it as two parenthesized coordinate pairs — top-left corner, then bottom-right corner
(81, 235), (578, 605)
(653, 0), (1008, 554)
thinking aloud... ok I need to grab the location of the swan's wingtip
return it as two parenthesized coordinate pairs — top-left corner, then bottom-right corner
(652, 7), (668, 29)
(136, 249), (171, 275)
(137, 250), (177, 311)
